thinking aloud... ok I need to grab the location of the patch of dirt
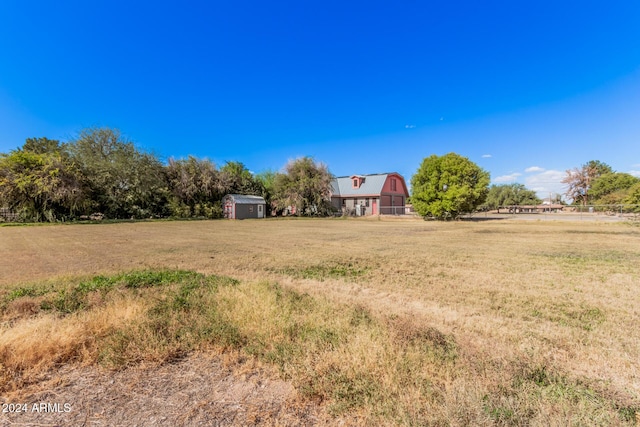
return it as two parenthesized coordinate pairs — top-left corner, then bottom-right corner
(0, 353), (336, 426)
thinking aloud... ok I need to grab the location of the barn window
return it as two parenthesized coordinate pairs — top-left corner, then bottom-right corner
(249, 206), (254, 213)
(365, 198), (370, 207)
(390, 178), (397, 191)
(352, 178), (359, 188)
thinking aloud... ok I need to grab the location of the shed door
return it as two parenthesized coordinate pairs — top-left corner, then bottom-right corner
(224, 202), (233, 219)
(258, 204), (264, 218)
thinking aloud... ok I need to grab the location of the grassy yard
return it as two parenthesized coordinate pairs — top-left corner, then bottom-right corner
(1, 217), (639, 425)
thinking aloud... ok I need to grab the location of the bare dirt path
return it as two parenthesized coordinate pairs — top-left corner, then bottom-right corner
(1, 353), (331, 427)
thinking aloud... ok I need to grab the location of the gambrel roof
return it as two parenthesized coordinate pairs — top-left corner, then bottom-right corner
(330, 173), (407, 197)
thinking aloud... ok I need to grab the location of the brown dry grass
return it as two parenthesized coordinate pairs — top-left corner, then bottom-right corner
(1, 217), (639, 425)
(0, 295), (146, 390)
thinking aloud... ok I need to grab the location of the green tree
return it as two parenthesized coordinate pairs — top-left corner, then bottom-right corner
(483, 183), (540, 210)
(623, 182), (640, 206)
(272, 157), (333, 216)
(69, 127), (168, 219)
(165, 156), (224, 218)
(562, 160), (613, 205)
(220, 161), (263, 196)
(22, 137), (65, 154)
(255, 169), (278, 215)
(589, 172), (640, 205)
(0, 149), (87, 221)
(411, 153), (490, 220)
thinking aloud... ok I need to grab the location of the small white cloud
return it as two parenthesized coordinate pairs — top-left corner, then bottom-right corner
(525, 166), (545, 173)
(628, 170), (640, 177)
(493, 173), (522, 183)
(524, 170), (566, 198)
(405, 124), (416, 129)
(481, 154), (492, 158)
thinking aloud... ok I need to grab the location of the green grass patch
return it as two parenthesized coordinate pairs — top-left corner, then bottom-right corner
(482, 364), (628, 426)
(536, 250), (640, 266)
(49, 270), (221, 313)
(1, 270), (236, 316)
(529, 301), (606, 331)
(617, 406), (639, 424)
(563, 229), (640, 236)
(269, 260), (369, 281)
(5, 284), (53, 302)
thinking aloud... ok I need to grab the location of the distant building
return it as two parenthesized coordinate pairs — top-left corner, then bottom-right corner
(497, 204), (564, 214)
(223, 194), (266, 219)
(330, 173), (410, 215)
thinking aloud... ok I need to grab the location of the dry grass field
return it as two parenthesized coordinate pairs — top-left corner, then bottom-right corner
(1, 217), (639, 425)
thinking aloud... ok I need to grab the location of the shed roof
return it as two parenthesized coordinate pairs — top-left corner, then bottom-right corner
(225, 194), (266, 204)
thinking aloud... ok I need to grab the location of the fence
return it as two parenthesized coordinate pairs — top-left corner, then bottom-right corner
(487, 204), (640, 222)
(336, 205), (413, 216)
(0, 207), (19, 222)
(379, 206), (413, 215)
(566, 204), (640, 215)
(562, 204), (640, 221)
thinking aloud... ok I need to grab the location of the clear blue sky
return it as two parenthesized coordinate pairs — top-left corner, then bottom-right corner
(1, 1), (639, 198)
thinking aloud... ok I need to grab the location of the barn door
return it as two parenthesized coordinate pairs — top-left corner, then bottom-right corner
(258, 204), (264, 218)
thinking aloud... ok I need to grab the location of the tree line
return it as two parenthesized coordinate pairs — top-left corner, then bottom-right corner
(395, 153), (640, 220)
(561, 160), (640, 207)
(2, 127), (637, 222)
(0, 128), (333, 222)
(479, 160), (640, 212)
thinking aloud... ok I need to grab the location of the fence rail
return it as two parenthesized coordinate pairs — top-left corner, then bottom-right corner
(0, 207), (19, 222)
(566, 204), (640, 215)
(495, 204), (639, 215)
(480, 204), (640, 222)
(379, 206), (413, 215)
(337, 205), (413, 216)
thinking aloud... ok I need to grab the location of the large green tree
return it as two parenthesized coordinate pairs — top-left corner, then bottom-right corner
(0, 148), (87, 221)
(22, 137), (65, 154)
(411, 153), (490, 220)
(482, 183), (541, 210)
(589, 172), (640, 205)
(69, 127), (168, 218)
(272, 157), (333, 216)
(562, 160), (613, 205)
(624, 182), (640, 209)
(220, 161), (264, 196)
(165, 156), (224, 218)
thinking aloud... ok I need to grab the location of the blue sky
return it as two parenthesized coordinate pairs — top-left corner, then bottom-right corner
(1, 1), (639, 198)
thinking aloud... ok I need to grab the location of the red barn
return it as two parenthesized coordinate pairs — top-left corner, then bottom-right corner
(330, 172), (410, 215)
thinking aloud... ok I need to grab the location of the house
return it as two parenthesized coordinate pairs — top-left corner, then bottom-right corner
(223, 194), (267, 219)
(330, 173), (410, 215)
